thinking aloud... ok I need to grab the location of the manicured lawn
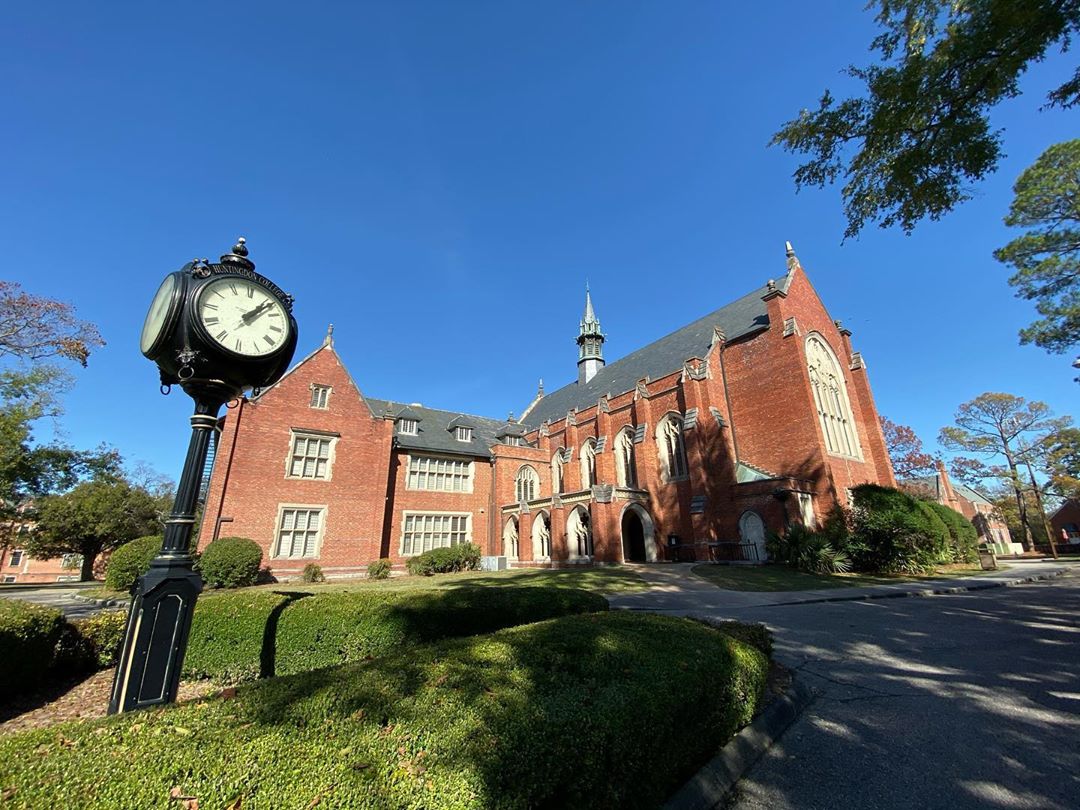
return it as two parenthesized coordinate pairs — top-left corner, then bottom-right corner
(78, 565), (649, 603)
(0, 613), (767, 809)
(270, 564), (651, 595)
(691, 563), (1001, 592)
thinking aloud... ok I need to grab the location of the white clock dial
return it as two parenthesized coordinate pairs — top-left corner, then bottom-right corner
(196, 277), (290, 357)
(141, 273), (179, 356)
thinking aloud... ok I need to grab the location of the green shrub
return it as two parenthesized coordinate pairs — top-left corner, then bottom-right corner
(299, 563), (325, 583)
(184, 590), (293, 682)
(184, 585), (607, 683)
(367, 558), (392, 579)
(73, 610), (128, 669)
(406, 542), (482, 576)
(197, 536), (263, 589)
(104, 535), (163, 592)
(849, 484), (951, 574)
(0, 600), (65, 693)
(766, 524), (851, 574)
(923, 501), (980, 563)
(710, 620), (774, 658)
(0, 612), (767, 810)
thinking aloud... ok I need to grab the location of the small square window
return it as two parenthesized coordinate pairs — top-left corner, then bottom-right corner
(2, 575), (15, 583)
(398, 419), (418, 435)
(310, 384), (331, 409)
(455, 426), (473, 442)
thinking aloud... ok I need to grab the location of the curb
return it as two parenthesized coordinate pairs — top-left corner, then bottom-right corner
(665, 673), (815, 810)
(769, 566), (1068, 607)
(72, 594), (130, 609)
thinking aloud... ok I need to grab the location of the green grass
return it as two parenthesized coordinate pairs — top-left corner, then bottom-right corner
(0, 613), (768, 810)
(268, 564), (651, 595)
(691, 563), (1003, 592)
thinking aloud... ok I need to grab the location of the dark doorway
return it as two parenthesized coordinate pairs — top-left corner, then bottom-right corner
(622, 509), (647, 562)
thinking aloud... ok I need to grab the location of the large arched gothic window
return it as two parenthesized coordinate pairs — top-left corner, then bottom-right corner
(515, 465), (539, 502)
(656, 414), (688, 481)
(805, 334), (862, 459)
(614, 427), (637, 487)
(551, 450), (564, 494)
(580, 439), (597, 489)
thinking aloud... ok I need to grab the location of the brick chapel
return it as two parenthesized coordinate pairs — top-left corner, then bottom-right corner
(198, 243), (896, 577)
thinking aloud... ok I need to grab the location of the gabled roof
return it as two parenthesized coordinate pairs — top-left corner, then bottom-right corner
(522, 275), (784, 427)
(366, 398), (505, 458)
(953, 483), (994, 507)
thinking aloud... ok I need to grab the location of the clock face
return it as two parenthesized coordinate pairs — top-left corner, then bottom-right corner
(140, 273), (179, 356)
(196, 277), (291, 357)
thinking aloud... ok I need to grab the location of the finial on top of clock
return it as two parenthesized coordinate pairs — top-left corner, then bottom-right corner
(221, 236), (255, 271)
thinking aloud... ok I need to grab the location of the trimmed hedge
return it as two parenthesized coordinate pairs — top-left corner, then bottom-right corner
(0, 600), (65, 693)
(0, 612), (768, 809)
(923, 501), (979, 563)
(184, 585), (608, 683)
(850, 484), (953, 574)
(197, 536), (263, 589)
(299, 563), (325, 583)
(104, 535), (163, 592)
(406, 542), (481, 576)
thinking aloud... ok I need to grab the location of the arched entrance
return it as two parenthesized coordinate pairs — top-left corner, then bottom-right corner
(739, 511), (767, 562)
(531, 511), (551, 561)
(566, 506), (593, 561)
(620, 503), (657, 562)
(503, 516), (519, 560)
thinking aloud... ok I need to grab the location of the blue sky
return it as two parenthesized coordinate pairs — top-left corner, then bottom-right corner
(2, 1), (1077, 481)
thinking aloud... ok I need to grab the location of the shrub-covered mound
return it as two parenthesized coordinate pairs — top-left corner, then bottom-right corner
(104, 535), (163, 592)
(0, 600), (65, 693)
(184, 585), (608, 682)
(0, 613), (767, 810)
(198, 536), (263, 588)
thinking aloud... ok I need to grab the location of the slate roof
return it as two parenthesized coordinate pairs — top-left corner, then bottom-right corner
(522, 275), (784, 427)
(906, 474), (994, 508)
(365, 397), (506, 458)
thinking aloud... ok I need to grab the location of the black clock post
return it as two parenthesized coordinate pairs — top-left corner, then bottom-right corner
(109, 239), (298, 714)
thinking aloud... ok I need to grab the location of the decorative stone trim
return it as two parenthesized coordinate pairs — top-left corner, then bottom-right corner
(595, 435), (608, 453)
(850, 352), (865, 370)
(636, 379), (650, 399)
(592, 484), (614, 503)
(632, 424), (647, 444)
(683, 408), (699, 430)
(690, 495), (707, 514)
(710, 407), (727, 427)
(783, 317), (799, 337)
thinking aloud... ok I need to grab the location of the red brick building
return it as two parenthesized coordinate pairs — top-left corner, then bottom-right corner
(199, 244), (895, 577)
(1050, 500), (1080, 548)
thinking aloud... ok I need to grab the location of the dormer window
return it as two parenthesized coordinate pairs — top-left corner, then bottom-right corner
(398, 419), (418, 436)
(504, 436), (523, 446)
(310, 384), (331, 409)
(455, 426), (473, 442)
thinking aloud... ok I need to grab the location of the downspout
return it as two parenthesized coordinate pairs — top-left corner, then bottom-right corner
(211, 397), (244, 542)
(488, 456), (497, 556)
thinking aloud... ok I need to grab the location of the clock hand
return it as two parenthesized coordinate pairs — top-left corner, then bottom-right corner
(240, 301), (273, 325)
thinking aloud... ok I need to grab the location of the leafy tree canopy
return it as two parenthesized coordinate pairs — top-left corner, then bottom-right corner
(0, 280), (103, 367)
(772, 0), (1080, 238)
(880, 415), (938, 478)
(994, 138), (1080, 354)
(27, 478), (167, 581)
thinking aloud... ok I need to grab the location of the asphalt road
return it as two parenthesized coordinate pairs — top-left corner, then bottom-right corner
(713, 570), (1080, 810)
(0, 585), (120, 619)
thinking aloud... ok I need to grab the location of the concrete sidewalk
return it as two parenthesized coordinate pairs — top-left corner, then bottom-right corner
(609, 559), (1072, 612)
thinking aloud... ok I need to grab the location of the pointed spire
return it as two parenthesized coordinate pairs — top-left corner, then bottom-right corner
(324, 323), (334, 347)
(785, 240), (801, 274)
(538, 378), (544, 397)
(583, 284), (597, 323)
(577, 284), (605, 384)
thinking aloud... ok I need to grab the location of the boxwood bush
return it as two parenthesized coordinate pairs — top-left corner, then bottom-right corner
(367, 558), (392, 579)
(849, 484), (953, 574)
(923, 501), (979, 563)
(0, 600), (65, 693)
(104, 535), (163, 592)
(406, 542), (481, 576)
(184, 585), (607, 683)
(0, 612), (767, 809)
(197, 536), (263, 589)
